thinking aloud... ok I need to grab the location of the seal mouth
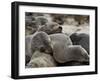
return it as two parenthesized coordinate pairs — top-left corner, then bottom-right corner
(39, 46), (46, 52)
(39, 45), (53, 55)
(59, 26), (62, 30)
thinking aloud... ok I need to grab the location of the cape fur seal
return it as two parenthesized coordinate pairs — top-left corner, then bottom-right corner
(26, 51), (56, 68)
(49, 33), (72, 63)
(49, 33), (89, 64)
(35, 16), (48, 26)
(38, 22), (62, 35)
(53, 45), (89, 64)
(70, 33), (89, 54)
(49, 33), (72, 47)
(25, 31), (53, 65)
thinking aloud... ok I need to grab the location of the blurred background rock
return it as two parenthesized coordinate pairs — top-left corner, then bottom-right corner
(25, 12), (89, 36)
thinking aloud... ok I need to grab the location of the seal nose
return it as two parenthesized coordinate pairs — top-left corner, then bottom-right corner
(59, 26), (62, 30)
(39, 46), (46, 52)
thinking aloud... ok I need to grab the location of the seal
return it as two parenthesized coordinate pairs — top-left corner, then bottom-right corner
(26, 51), (56, 68)
(49, 33), (72, 63)
(25, 31), (53, 65)
(53, 44), (89, 64)
(70, 33), (89, 54)
(38, 22), (62, 35)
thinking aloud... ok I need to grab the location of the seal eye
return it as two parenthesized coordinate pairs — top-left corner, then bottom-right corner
(59, 26), (62, 30)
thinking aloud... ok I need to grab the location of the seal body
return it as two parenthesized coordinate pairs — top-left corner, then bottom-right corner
(26, 51), (56, 68)
(57, 45), (89, 66)
(70, 33), (89, 54)
(53, 44), (89, 65)
(49, 33), (72, 63)
(25, 31), (52, 65)
(38, 22), (62, 35)
(49, 33), (89, 65)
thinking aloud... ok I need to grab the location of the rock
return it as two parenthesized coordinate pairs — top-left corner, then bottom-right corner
(25, 21), (39, 35)
(25, 31), (53, 64)
(50, 14), (65, 25)
(64, 16), (77, 25)
(27, 51), (56, 68)
(25, 15), (33, 23)
(74, 15), (89, 26)
(70, 33), (89, 54)
(35, 16), (48, 26)
(25, 35), (32, 64)
(38, 22), (62, 35)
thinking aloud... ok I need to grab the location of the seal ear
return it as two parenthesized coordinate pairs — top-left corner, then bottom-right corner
(54, 26), (62, 33)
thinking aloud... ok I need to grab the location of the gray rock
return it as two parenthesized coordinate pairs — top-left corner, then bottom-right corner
(50, 14), (65, 25)
(25, 35), (33, 64)
(25, 21), (39, 35)
(35, 16), (48, 26)
(25, 15), (33, 23)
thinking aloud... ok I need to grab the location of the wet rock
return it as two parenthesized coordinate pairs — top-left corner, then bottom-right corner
(25, 21), (39, 35)
(74, 15), (89, 26)
(25, 35), (33, 64)
(35, 16), (48, 26)
(50, 14), (65, 25)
